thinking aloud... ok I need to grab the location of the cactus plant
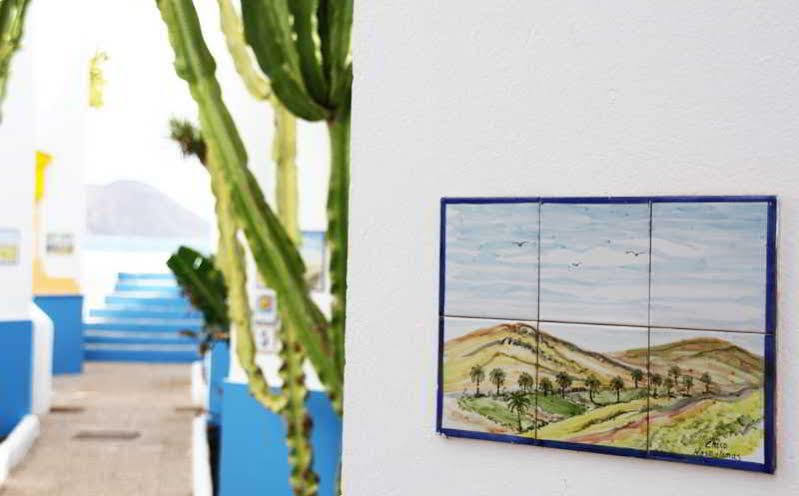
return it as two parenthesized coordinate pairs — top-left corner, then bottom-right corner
(156, 0), (342, 415)
(0, 0), (31, 121)
(157, 2), (351, 493)
(168, 112), (320, 493)
(240, 0), (352, 403)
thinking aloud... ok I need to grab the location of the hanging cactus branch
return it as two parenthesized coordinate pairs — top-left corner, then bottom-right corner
(216, 0), (269, 101)
(0, 0), (31, 121)
(208, 143), (288, 412)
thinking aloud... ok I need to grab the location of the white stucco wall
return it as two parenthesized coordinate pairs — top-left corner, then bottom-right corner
(345, 2), (799, 495)
(30, 0), (86, 285)
(0, 28), (34, 321)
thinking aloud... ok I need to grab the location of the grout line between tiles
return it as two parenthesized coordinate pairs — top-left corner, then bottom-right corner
(646, 201), (653, 455)
(535, 203), (542, 441)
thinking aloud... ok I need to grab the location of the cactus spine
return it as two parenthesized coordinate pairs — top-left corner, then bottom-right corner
(0, 0), (31, 120)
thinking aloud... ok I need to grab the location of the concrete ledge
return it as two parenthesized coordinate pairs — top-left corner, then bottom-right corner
(192, 415), (213, 496)
(0, 415), (40, 486)
(191, 360), (206, 409)
(29, 303), (53, 415)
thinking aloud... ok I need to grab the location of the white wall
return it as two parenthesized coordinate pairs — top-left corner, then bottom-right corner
(345, 1), (799, 495)
(0, 27), (34, 321)
(30, 0), (86, 285)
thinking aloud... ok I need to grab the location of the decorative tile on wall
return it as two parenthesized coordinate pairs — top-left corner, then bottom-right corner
(444, 202), (540, 321)
(437, 196), (777, 473)
(440, 317), (538, 438)
(536, 322), (649, 451)
(650, 202), (770, 332)
(647, 328), (768, 465)
(540, 202), (650, 326)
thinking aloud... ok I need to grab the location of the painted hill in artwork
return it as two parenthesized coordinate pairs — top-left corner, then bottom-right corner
(441, 322), (765, 460)
(443, 323), (763, 395)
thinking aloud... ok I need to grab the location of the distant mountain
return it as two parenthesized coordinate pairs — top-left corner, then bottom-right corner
(86, 180), (209, 238)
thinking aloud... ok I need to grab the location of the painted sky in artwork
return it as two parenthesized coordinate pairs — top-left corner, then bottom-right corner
(650, 202), (768, 331)
(444, 203), (539, 319)
(540, 203), (650, 325)
(443, 199), (769, 332)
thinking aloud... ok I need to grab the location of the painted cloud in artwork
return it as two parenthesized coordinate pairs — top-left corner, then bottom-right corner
(444, 203), (539, 320)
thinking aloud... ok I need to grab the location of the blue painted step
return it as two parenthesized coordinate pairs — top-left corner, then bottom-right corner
(84, 319), (203, 333)
(84, 343), (198, 363)
(84, 330), (197, 346)
(118, 273), (176, 281)
(105, 295), (192, 308)
(90, 307), (202, 320)
(115, 284), (182, 295)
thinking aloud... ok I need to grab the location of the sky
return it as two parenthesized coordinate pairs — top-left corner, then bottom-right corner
(443, 200), (770, 333)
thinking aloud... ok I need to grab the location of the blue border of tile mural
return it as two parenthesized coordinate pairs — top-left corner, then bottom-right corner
(436, 195), (777, 474)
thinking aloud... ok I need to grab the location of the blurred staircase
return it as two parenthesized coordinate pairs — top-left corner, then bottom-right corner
(83, 273), (202, 363)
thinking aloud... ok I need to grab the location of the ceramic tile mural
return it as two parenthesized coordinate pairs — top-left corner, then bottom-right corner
(437, 196), (776, 473)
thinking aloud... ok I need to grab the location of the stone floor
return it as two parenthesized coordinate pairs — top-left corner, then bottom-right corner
(1, 362), (194, 496)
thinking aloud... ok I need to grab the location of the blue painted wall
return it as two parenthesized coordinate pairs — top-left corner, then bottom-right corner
(0, 320), (32, 436)
(34, 295), (83, 374)
(207, 340), (230, 427)
(218, 381), (342, 496)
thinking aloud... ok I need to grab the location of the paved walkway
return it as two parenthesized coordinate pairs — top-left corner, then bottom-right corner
(1, 362), (194, 496)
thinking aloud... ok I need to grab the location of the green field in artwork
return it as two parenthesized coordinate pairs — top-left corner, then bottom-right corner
(441, 321), (765, 461)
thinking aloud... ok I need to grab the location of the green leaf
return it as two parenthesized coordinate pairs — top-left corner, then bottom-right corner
(167, 246), (229, 328)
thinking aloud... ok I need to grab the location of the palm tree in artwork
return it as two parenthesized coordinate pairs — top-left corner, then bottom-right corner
(585, 374), (601, 403)
(650, 373), (663, 398)
(630, 369), (644, 389)
(610, 376), (625, 403)
(518, 372), (534, 394)
(506, 391), (532, 433)
(489, 368), (506, 396)
(555, 371), (573, 398)
(539, 377), (554, 396)
(469, 365), (485, 396)
(682, 375), (694, 396)
(664, 377), (675, 397)
(669, 365), (682, 385)
(700, 372), (712, 394)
